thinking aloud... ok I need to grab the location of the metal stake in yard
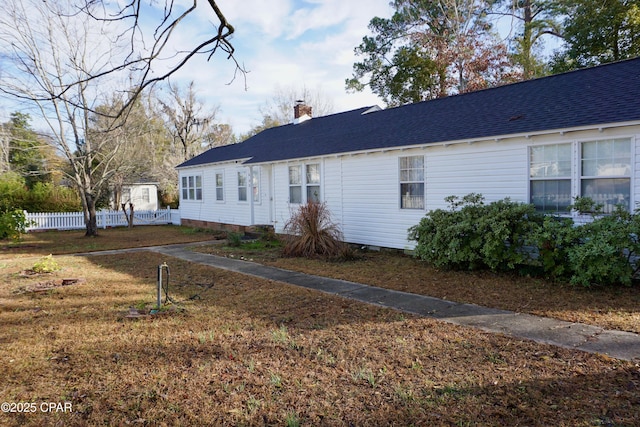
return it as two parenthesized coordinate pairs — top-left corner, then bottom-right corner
(157, 262), (170, 310)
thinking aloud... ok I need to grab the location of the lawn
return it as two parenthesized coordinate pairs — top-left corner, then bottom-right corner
(1, 227), (639, 426)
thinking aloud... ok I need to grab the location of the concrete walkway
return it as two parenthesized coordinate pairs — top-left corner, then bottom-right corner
(82, 242), (640, 362)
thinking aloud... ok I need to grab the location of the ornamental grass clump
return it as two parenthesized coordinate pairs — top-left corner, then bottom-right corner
(282, 201), (352, 259)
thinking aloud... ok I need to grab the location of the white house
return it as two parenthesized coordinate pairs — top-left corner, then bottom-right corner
(111, 182), (159, 211)
(177, 58), (640, 250)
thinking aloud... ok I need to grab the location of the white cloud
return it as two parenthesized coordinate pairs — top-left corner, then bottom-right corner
(170, 0), (393, 135)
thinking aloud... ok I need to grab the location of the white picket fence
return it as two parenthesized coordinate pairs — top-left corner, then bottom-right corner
(25, 208), (181, 232)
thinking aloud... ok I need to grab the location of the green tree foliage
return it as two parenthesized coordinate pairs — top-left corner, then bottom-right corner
(2, 113), (56, 188)
(346, 0), (518, 106)
(551, 0), (640, 72)
(0, 209), (31, 241)
(0, 172), (81, 213)
(495, 0), (562, 78)
(0, 172), (26, 212)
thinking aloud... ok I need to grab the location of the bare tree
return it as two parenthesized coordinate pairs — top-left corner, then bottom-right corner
(0, 0), (144, 236)
(158, 81), (223, 161)
(0, 0), (241, 120)
(0, 125), (9, 174)
(259, 84), (335, 126)
(242, 85), (336, 139)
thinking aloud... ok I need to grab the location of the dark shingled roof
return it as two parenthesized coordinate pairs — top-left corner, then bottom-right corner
(178, 57), (640, 168)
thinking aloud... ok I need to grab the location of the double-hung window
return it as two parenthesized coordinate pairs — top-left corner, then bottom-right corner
(181, 175), (202, 201)
(581, 138), (631, 213)
(215, 172), (224, 201)
(289, 163), (321, 204)
(306, 164), (321, 202)
(529, 144), (572, 213)
(400, 156), (425, 209)
(289, 166), (302, 204)
(529, 138), (632, 214)
(238, 171), (248, 202)
(252, 170), (260, 203)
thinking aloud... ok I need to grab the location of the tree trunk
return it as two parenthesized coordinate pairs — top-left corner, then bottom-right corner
(84, 193), (99, 237)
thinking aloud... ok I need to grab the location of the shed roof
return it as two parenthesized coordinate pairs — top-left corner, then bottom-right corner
(178, 57), (640, 168)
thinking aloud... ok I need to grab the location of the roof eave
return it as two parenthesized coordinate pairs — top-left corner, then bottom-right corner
(245, 119), (640, 165)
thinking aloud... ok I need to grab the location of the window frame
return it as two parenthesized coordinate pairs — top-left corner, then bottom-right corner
(252, 169), (261, 203)
(579, 138), (632, 213)
(288, 163), (321, 204)
(528, 137), (634, 215)
(237, 171), (248, 202)
(215, 172), (224, 202)
(181, 174), (203, 201)
(399, 155), (425, 210)
(528, 143), (573, 214)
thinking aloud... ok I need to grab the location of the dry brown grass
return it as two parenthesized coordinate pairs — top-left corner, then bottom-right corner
(200, 244), (640, 335)
(1, 227), (640, 426)
(0, 225), (224, 259)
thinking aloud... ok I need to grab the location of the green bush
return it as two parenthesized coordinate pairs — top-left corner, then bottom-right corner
(410, 194), (640, 287)
(0, 208), (31, 241)
(529, 215), (579, 280)
(24, 182), (81, 212)
(0, 172), (27, 212)
(0, 172), (81, 213)
(227, 231), (244, 247)
(567, 205), (640, 287)
(408, 194), (538, 271)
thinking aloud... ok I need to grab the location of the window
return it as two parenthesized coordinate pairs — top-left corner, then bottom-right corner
(121, 188), (131, 203)
(252, 171), (260, 202)
(529, 144), (572, 213)
(289, 164), (321, 204)
(306, 164), (320, 202)
(181, 175), (202, 201)
(141, 188), (150, 203)
(400, 156), (424, 209)
(214, 173), (223, 201)
(238, 171), (247, 201)
(581, 138), (631, 213)
(289, 166), (302, 204)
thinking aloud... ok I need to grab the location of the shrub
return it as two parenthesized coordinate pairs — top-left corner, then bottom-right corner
(408, 194), (538, 271)
(32, 254), (61, 273)
(282, 201), (352, 259)
(227, 231), (244, 247)
(0, 208), (31, 242)
(566, 205), (640, 287)
(529, 215), (579, 281)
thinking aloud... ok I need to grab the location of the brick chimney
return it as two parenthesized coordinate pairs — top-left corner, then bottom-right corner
(294, 100), (312, 120)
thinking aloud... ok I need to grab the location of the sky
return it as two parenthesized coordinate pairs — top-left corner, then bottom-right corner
(168, 0), (395, 135)
(0, 0), (561, 137)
